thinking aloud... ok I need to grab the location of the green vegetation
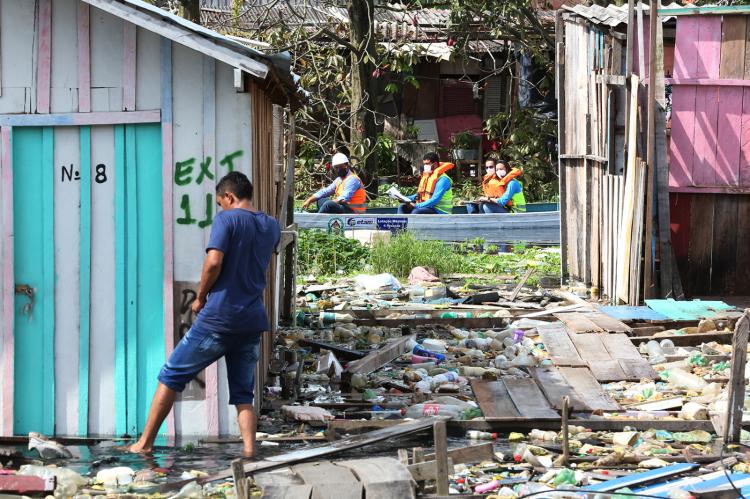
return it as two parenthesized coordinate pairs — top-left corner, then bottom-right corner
(297, 229), (561, 285)
(371, 232), (469, 277)
(297, 229), (371, 276)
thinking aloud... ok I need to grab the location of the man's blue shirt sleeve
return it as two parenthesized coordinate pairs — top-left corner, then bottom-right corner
(206, 212), (232, 253)
(498, 179), (521, 207)
(416, 176), (450, 209)
(313, 178), (339, 200)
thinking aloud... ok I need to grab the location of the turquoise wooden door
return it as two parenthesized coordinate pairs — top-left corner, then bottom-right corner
(12, 124), (164, 436)
(13, 127), (55, 435)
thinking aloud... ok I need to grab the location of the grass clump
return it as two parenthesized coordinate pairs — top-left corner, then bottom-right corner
(297, 229), (371, 276)
(370, 232), (467, 277)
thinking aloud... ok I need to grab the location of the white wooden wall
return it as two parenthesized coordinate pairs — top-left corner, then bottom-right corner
(0, 0), (259, 437)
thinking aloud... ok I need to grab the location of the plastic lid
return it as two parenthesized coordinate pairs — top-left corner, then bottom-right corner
(491, 433), (498, 439)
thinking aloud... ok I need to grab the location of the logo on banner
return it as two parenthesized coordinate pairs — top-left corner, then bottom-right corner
(345, 217), (376, 228)
(376, 217), (408, 232)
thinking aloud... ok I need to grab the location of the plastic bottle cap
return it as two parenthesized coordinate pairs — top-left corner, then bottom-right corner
(491, 433), (498, 439)
(513, 454), (522, 463)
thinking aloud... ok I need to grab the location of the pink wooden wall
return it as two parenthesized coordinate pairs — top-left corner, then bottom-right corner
(668, 15), (750, 192)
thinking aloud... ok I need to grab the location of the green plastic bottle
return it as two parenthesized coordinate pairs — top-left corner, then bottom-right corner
(553, 469), (577, 486)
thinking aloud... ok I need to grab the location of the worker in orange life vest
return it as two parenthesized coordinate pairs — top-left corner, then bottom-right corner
(466, 159), (525, 214)
(300, 152), (367, 214)
(397, 152), (454, 215)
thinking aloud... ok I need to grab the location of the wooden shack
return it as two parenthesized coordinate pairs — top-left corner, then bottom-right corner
(0, 0), (297, 437)
(559, 2), (750, 302)
(665, 7), (750, 297)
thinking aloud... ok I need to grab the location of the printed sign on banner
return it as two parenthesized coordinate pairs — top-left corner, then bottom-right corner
(377, 217), (408, 232)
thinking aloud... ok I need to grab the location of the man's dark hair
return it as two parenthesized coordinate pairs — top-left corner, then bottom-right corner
(496, 159), (510, 170)
(423, 152), (439, 163)
(216, 171), (254, 200)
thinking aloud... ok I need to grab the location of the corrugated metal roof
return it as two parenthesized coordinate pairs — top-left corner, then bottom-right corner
(202, 1), (553, 42)
(84, 0), (272, 77)
(561, 2), (680, 26)
(80, 0), (301, 101)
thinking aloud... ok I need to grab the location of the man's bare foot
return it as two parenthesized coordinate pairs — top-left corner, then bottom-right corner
(126, 442), (152, 454)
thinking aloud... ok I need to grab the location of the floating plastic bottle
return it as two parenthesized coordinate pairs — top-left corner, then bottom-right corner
(467, 430), (497, 440)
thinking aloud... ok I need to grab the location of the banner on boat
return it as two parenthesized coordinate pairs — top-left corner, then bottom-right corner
(327, 216), (409, 234)
(376, 217), (408, 232)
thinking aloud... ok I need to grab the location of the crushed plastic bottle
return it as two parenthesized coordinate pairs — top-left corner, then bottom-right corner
(663, 368), (707, 390)
(553, 469), (577, 486)
(646, 340), (667, 364)
(403, 403), (464, 419)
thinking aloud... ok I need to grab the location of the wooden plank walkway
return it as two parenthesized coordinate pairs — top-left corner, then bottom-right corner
(544, 320), (657, 381)
(470, 366), (622, 421)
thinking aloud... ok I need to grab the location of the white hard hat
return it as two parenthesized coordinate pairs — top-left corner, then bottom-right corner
(331, 152), (349, 166)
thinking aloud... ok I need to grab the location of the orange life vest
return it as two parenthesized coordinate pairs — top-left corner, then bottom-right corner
(417, 162), (455, 203)
(334, 172), (367, 213)
(482, 167), (523, 200)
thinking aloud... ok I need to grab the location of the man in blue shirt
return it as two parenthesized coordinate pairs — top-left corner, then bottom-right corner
(300, 153), (367, 213)
(129, 172), (280, 458)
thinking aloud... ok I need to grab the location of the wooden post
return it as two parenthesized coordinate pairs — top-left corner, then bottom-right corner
(433, 421), (450, 496)
(398, 448), (409, 465)
(556, 12), (569, 282)
(724, 310), (750, 443)
(643, 0), (658, 300)
(413, 447), (424, 464)
(562, 396), (570, 466)
(231, 459), (248, 499)
(624, 0), (635, 153)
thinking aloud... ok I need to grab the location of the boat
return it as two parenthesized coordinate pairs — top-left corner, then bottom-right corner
(294, 203), (561, 244)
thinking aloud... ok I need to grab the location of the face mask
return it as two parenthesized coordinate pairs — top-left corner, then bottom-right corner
(423, 164), (433, 174)
(337, 166), (348, 178)
(497, 170), (507, 178)
(486, 167), (496, 175)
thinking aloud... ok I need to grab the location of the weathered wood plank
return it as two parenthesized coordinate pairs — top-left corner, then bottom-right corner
(601, 333), (643, 359)
(502, 378), (560, 419)
(687, 195), (715, 296)
(618, 358), (658, 380)
(470, 379), (520, 418)
(692, 87), (720, 186)
(290, 461), (362, 499)
(343, 335), (415, 378)
(529, 366), (591, 411)
(584, 311), (633, 333)
(588, 359), (629, 382)
(721, 16), (747, 79)
(336, 458), (414, 499)
(668, 85), (697, 188)
(725, 310), (749, 442)
(711, 196), (739, 295)
(555, 312), (604, 333)
(716, 87), (743, 186)
(569, 331), (612, 360)
(558, 367), (621, 411)
(537, 323), (587, 366)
